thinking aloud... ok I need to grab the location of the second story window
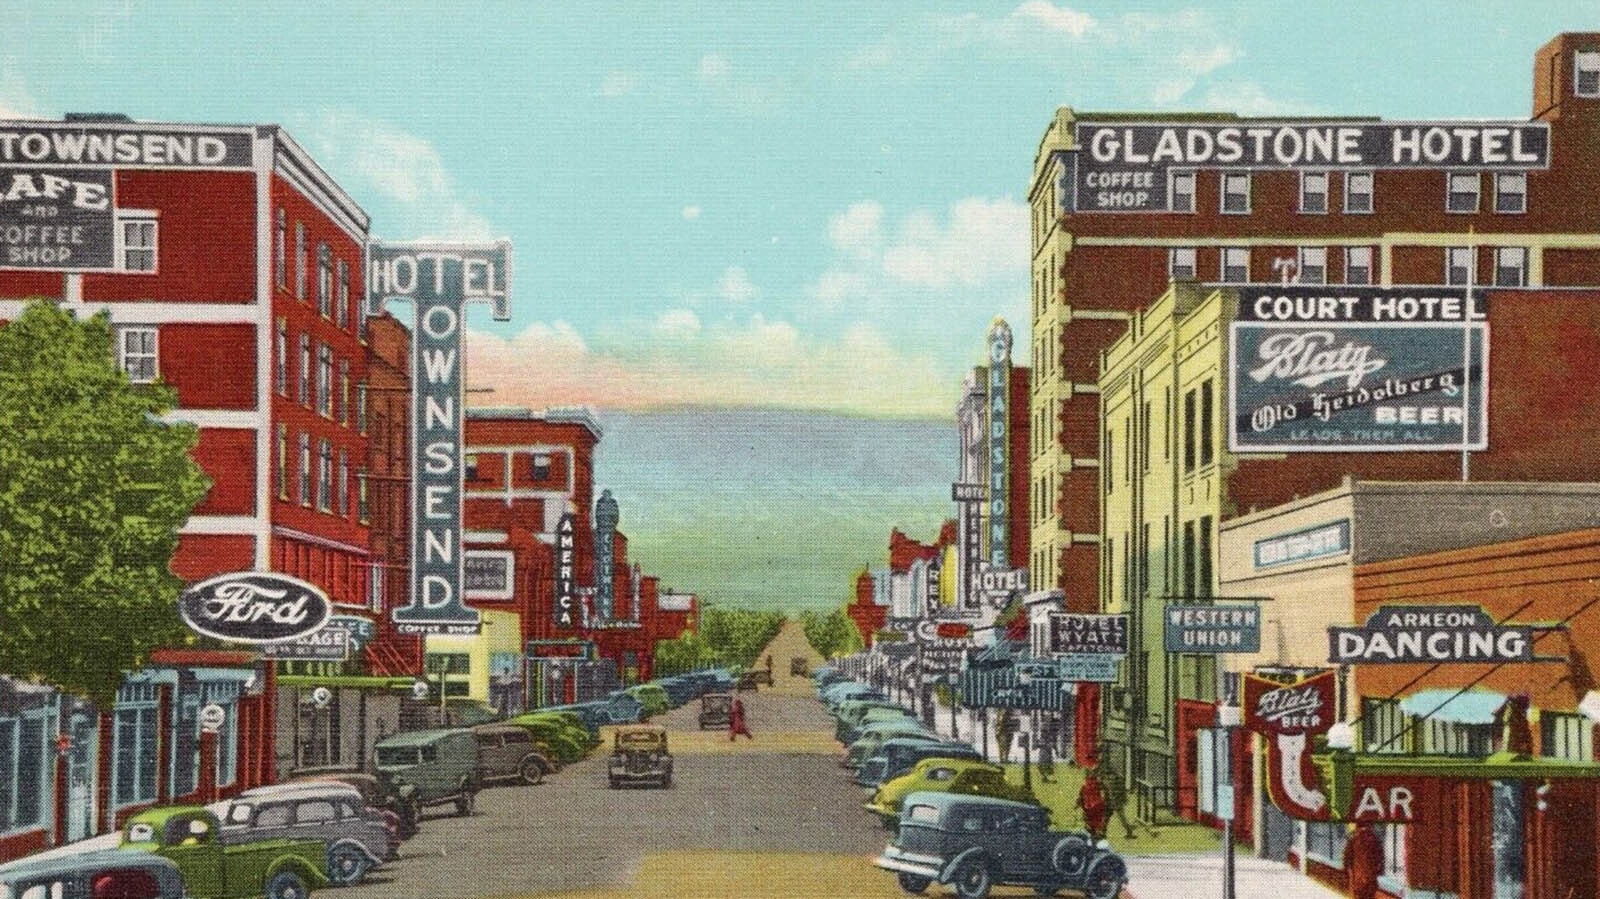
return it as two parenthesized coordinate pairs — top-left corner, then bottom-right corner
(1495, 173), (1527, 214)
(1199, 379), (1214, 467)
(337, 259), (350, 329)
(1299, 171), (1328, 213)
(1446, 247), (1476, 286)
(1221, 172), (1250, 214)
(1447, 172), (1480, 213)
(357, 383), (368, 434)
(464, 454), (480, 481)
(274, 318), (287, 395)
(1221, 247), (1250, 283)
(317, 344), (333, 417)
(294, 222), (307, 302)
(275, 424), (288, 499)
(298, 334), (311, 406)
(338, 449), (349, 517)
(1344, 171), (1374, 213)
(1345, 246), (1373, 285)
(298, 433), (311, 506)
(1576, 50), (1600, 97)
(317, 245), (333, 318)
(120, 215), (157, 273)
(339, 360), (350, 426)
(1297, 247), (1327, 284)
(532, 454), (551, 481)
(118, 327), (158, 384)
(1169, 247), (1197, 280)
(1169, 170), (1195, 213)
(1494, 247), (1528, 287)
(317, 440), (333, 512)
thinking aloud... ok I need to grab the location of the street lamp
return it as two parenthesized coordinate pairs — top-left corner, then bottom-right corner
(1216, 699), (1243, 899)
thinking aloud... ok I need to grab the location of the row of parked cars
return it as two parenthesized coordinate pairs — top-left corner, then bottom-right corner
(0, 709), (603, 899)
(811, 666), (1128, 899)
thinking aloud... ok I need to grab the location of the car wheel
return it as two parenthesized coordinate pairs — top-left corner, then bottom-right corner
(265, 870), (310, 899)
(661, 772), (672, 788)
(950, 857), (993, 899)
(520, 758), (544, 785)
(327, 844), (370, 886)
(455, 790), (476, 817)
(895, 872), (932, 894)
(1084, 856), (1128, 899)
(1050, 834), (1091, 878)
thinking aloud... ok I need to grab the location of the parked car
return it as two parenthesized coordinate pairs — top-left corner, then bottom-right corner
(546, 702), (612, 740)
(604, 691), (645, 724)
(698, 692), (734, 730)
(286, 767), (417, 841)
(520, 710), (600, 749)
(875, 792), (1127, 899)
(838, 705), (920, 744)
(373, 728), (480, 817)
(503, 714), (588, 764)
(218, 783), (392, 886)
(627, 684), (670, 718)
(0, 849), (185, 899)
(844, 721), (940, 770)
(119, 806), (329, 899)
(607, 724), (673, 789)
(654, 676), (698, 707)
(471, 723), (553, 786)
(866, 759), (1037, 825)
(824, 683), (886, 710)
(856, 739), (986, 789)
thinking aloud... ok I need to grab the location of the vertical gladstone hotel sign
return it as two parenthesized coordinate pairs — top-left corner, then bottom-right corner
(368, 240), (513, 635)
(986, 319), (1012, 569)
(0, 120), (252, 270)
(1056, 119), (1549, 213)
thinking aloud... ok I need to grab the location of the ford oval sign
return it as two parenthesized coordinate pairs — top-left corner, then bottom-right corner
(178, 571), (333, 645)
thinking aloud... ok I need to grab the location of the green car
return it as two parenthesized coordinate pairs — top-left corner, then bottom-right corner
(843, 720), (938, 769)
(521, 710), (599, 750)
(627, 684), (670, 718)
(504, 714), (588, 764)
(839, 706), (920, 744)
(119, 805), (328, 899)
(373, 728), (481, 817)
(865, 757), (1038, 825)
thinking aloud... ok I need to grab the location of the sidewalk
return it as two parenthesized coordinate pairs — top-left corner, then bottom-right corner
(1125, 853), (1344, 899)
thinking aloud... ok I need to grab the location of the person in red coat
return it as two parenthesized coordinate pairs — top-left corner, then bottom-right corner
(1344, 822), (1383, 899)
(728, 696), (753, 741)
(1077, 772), (1109, 839)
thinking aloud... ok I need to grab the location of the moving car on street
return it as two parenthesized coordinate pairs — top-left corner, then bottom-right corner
(471, 723), (553, 786)
(218, 783), (393, 886)
(699, 692), (734, 730)
(373, 728), (481, 818)
(607, 724), (673, 789)
(118, 806), (329, 899)
(866, 758), (1036, 826)
(875, 792), (1127, 899)
(0, 849), (185, 899)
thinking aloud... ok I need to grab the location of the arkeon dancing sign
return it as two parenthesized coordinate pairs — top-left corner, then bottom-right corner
(1229, 286), (1487, 452)
(368, 240), (513, 635)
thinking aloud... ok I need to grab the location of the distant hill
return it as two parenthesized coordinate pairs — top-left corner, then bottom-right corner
(591, 407), (957, 614)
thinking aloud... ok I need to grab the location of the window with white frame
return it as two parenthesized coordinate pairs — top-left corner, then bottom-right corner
(1494, 246), (1528, 287)
(1345, 246), (1373, 285)
(275, 318), (287, 395)
(317, 439), (333, 512)
(337, 259), (350, 329)
(1221, 247), (1250, 283)
(317, 244), (333, 318)
(1541, 711), (1594, 761)
(1495, 172), (1527, 213)
(1362, 698), (1408, 753)
(358, 471), (370, 525)
(118, 327), (158, 384)
(275, 207), (287, 288)
(1576, 50), (1600, 97)
(1344, 171), (1374, 213)
(1305, 820), (1348, 868)
(119, 214), (157, 273)
(1300, 171), (1328, 213)
(1447, 172), (1480, 212)
(0, 706), (56, 834)
(1221, 172), (1251, 213)
(367, 558), (382, 609)
(1446, 247), (1476, 286)
(1169, 247), (1197, 280)
(276, 424), (288, 499)
(338, 360), (350, 426)
(298, 433), (311, 506)
(298, 334), (311, 405)
(111, 686), (158, 810)
(1297, 247), (1327, 284)
(338, 449), (349, 517)
(295, 222), (307, 302)
(1169, 170), (1195, 212)
(317, 344), (333, 417)
(357, 383), (368, 434)
(1382, 824), (1407, 880)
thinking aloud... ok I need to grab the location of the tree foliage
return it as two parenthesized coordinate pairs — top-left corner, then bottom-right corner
(652, 606), (786, 676)
(799, 606), (863, 660)
(0, 302), (210, 705)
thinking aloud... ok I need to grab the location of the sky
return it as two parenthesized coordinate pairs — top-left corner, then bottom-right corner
(3, 1), (1596, 418)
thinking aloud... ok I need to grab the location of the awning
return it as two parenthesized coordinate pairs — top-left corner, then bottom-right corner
(1398, 688), (1506, 725)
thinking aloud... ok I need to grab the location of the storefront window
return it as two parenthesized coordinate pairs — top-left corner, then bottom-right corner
(1541, 711), (1594, 762)
(1305, 820), (1349, 868)
(113, 683), (160, 810)
(1362, 698), (1409, 754)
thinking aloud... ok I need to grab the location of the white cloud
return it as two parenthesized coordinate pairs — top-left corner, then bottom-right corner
(697, 53), (731, 82)
(600, 70), (640, 97)
(695, 52), (780, 115)
(654, 308), (701, 340)
(302, 110), (493, 240)
(716, 266), (760, 304)
(681, 205), (702, 220)
(827, 201), (884, 259)
(1012, 1), (1095, 37)
(1195, 81), (1323, 116)
(0, 62), (41, 119)
(807, 269), (871, 308)
(880, 197), (1028, 289)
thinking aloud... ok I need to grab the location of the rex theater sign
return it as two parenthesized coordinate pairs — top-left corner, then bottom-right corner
(368, 240), (513, 635)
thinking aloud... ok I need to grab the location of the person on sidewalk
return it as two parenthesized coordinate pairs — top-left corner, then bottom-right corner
(728, 695), (754, 741)
(1038, 716), (1058, 783)
(1077, 772), (1109, 839)
(1096, 759), (1137, 839)
(1343, 822), (1383, 899)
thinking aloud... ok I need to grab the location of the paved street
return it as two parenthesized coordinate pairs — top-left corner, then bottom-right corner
(1123, 854), (1343, 899)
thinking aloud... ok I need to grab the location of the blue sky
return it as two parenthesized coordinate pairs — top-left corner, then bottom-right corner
(4, 1), (1594, 417)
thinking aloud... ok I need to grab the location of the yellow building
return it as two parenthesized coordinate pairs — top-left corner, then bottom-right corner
(424, 608), (524, 707)
(1098, 281), (1234, 812)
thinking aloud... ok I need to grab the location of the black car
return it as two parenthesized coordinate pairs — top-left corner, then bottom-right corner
(875, 792), (1127, 899)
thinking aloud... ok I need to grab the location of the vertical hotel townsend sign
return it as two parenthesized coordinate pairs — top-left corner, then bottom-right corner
(986, 320), (1012, 568)
(367, 240), (513, 635)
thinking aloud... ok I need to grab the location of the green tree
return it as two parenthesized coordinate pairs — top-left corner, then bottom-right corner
(800, 606), (863, 660)
(651, 607), (786, 675)
(0, 301), (209, 706)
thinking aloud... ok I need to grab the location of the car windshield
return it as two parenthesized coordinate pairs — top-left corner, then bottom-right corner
(376, 747), (421, 767)
(906, 804), (939, 824)
(225, 803), (254, 825)
(617, 732), (663, 749)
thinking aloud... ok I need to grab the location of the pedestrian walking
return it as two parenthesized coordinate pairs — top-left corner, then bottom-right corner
(1344, 822), (1383, 899)
(1097, 760), (1137, 839)
(1038, 716), (1057, 783)
(1077, 772), (1109, 839)
(728, 695), (753, 741)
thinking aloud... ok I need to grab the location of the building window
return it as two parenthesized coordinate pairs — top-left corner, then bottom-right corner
(276, 424), (288, 500)
(298, 433), (311, 506)
(1494, 246), (1528, 287)
(317, 344), (333, 417)
(295, 222), (307, 302)
(1344, 171), (1373, 213)
(465, 454), (480, 482)
(532, 454), (551, 481)
(1299, 171), (1328, 213)
(1576, 49), (1600, 97)
(1446, 247), (1476, 286)
(275, 207), (287, 288)
(1419, 717), (1493, 757)
(110, 693), (158, 810)
(336, 259), (350, 329)
(1220, 172), (1250, 214)
(298, 334), (311, 405)
(357, 471), (370, 524)
(338, 449), (349, 517)
(1169, 170), (1195, 213)
(1122, 415), (1131, 485)
(1446, 172), (1480, 213)
(1495, 172), (1527, 214)
(1183, 388), (1197, 473)
(1199, 379), (1214, 466)
(317, 244), (333, 318)
(1197, 515), (1213, 597)
(1305, 821), (1349, 869)
(1362, 698), (1408, 753)
(274, 318), (288, 395)
(339, 360), (350, 426)
(1297, 247), (1327, 285)
(117, 327), (158, 384)
(317, 440), (333, 512)
(1141, 400), (1151, 473)
(357, 383), (368, 434)
(1181, 520), (1196, 598)
(1169, 247), (1197, 280)
(1103, 427), (1113, 493)
(1542, 711), (1594, 761)
(1221, 247), (1249, 283)
(1345, 246), (1373, 285)
(118, 214), (157, 273)
(1382, 824), (1407, 882)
